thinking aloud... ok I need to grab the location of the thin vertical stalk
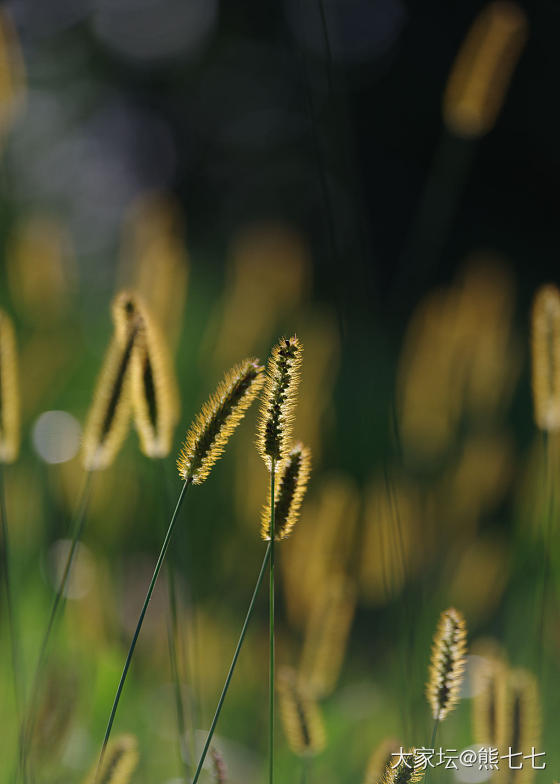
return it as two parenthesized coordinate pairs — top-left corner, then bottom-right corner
(269, 459), (276, 784)
(424, 718), (439, 784)
(191, 542), (272, 784)
(536, 431), (554, 679)
(300, 756), (312, 784)
(20, 469), (93, 780)
(0, 464), (22, 719)
(96, 479), (191, 779)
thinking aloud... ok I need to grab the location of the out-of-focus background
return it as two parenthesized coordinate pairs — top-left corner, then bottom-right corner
(0, 0), (558, 782)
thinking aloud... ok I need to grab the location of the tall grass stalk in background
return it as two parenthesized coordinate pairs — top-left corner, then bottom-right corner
(96, 357), (264, 777)
(0, 310), (21, 717)
(257, 335), (303, 784)
(530, 284), (560, 679)
(191, 441), (310, 783)
(425, 607), (467, 774)
(20, 296), (141, 781)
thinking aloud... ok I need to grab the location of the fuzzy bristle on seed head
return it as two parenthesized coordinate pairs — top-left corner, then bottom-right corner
(0, 310), (19, 463)
(443, 2), (527, 139)
(471, 648), (508, 748)
(502, 668), (540, 777)
(261, 442), (311, 541)
(363, 737), (402, 784)
(257, 335), (302, 470)
(177, 358), (265, 484)
(210, 747), (228, 784)
(83, 733), (138, 784)
(382, 748), (425, 784)
(81, 299), (141, 471)
(426, 607), (468, 721)
(277, 667), (326, 757)
(531, 284), (560, 431)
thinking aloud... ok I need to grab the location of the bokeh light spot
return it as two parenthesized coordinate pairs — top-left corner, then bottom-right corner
(32, 410), (81, 463)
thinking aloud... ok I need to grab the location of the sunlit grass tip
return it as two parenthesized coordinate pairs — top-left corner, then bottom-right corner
(84, 733), (138, 784)
(0, 309), (20, 463)
(426, 607), (468, 721)
(277, 667), (326, 757)
(257, 335), (303, 471)
(177, 357), (265, 484)
(120, 293), (180, 458)
(81, 294), (141, 471)
(363, 737), (402, 784)
(381, 748), (425, 784)
(260, 442), (311, 541)
(531, 284), (560, 431)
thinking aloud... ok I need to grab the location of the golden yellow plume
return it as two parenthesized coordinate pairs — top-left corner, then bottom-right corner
(471, 646), (509, 748)
(81, 296), (140, 471)
(257, 336), (302, 470)
(0, 8), (25, 143)
(498, 669), (541, 784)
(299, 574), (356, 698)
(364, 738), (402, 784)
(261, 442), (311, 541)
(381, 748), (425, 784)
(426, 607), (468, 721)
(443, 2), (528, 138)
(0, 310), (19, 463)
(277, 667), (326, 757)
(82, 734), (138, 784)
(177, 358), (265, 484)
(531, 284), (560, 431)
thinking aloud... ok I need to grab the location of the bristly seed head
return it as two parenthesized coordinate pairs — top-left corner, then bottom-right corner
(382, 747), (425, 784)
(177, 358), (265, 484)
(83, 733), (138, 784)
(277, 667), (326, 758)
(210, 747), (228, 784)
(531, 284), (560, 431)
(257, 335), (302, 471)
(0, 310), (20, 463)
(426, 607), (468, 721)
(261, 442), (311, 541)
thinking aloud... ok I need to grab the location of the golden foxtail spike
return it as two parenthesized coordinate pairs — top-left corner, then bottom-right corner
(531, 284), (560, 431)
(257, 335), (302, 470)
(0, 310), (20, 463)
(426, 607), (468, 721)
(177, 358), (265, 484)
(82, 734), (138, 784)
(277, 667), (326, 757)
(260, 442), (311, 541)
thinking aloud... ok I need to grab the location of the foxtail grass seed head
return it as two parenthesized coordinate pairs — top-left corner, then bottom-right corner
(426, 607), (468, 721)
(531, 284), (560, 431)
(443, 2), (528, 138)
(118, 293), (180, 458)
(210, 747), (228, 784)
(471, 651), (508, 747)
(257, 335), (302, 470)
(0, 310), (19, 463)
(277, 667), (326, 757)
(364, 738), (402, 784)
(502, 669), (540, 777)
(261, 442), (311, 541)
(177, 358), (265, 484)
(81, 302), (141, 471)
(83, 734), (138, 784)
(382, 748), (425, 784)
(299, 574), (356, 698)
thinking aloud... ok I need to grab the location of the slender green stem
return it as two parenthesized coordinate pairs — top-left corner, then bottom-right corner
(20, 469), (93, 781)
(269, 461), (276, 784)
(300, 756), (312, 784)
(192, 542), (272, 784)
(424, 718), (439, 784)
(536, 431), (553, 678)
(96, 479), (191, 779)
(0, 464), (22, 720)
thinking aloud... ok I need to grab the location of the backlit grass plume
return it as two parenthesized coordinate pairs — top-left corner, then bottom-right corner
(277, 667), (326, 757)
(471, 648), (508, 747)
(178, 358), (265, 483)
(364, 738), (402, 784)
(381, 748), (424, 784)
(84, 734), (138, 784)
(531, 284), (560, 431)
(0, 309), (20, 463)
(127, 295), (179, 458)
(426, 607), (468, 721)
(498, 669), (540, 784)
(81, 295), (141, 471)
(443, 2), (527, 139)
(299, 574), (356, 699)
(210, 748), (228, 784)
(260, 442), (311, 541)
(257, 335), (302, 471)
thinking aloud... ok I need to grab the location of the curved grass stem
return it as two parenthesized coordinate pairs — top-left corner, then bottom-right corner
(191, 541), (272, 784)
(96, 478), (191, 780)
